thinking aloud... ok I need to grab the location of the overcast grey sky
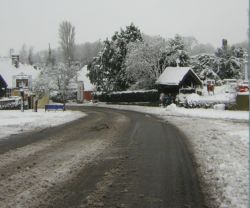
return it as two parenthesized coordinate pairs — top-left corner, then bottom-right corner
(0, 0), (248, 55)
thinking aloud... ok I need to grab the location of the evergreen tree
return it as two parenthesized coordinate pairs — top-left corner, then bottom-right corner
(190, 39), (246, 80)
(88, 23), (143, 91)
(191, 54), (220, 81)
(214, 39), (243, 79)
(159, 34), (190, 68)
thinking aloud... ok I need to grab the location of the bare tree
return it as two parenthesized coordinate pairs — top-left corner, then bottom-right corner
(59, 21), (75, 65)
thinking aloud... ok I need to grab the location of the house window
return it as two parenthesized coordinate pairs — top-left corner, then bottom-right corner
(16, 79), (28, 88)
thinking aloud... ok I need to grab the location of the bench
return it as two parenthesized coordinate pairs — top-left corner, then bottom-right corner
(45, 104), (65, 112)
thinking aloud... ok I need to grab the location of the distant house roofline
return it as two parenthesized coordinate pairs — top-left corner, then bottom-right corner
(0, 58), (39, 89)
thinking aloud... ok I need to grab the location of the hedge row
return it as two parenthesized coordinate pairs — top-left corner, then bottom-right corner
(93, 90), (160, 103)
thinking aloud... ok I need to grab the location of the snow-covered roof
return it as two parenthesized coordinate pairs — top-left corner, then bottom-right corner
(0, 57), (40, 88)
(78, 65), (94, 91)
(156, 67), (201, 86)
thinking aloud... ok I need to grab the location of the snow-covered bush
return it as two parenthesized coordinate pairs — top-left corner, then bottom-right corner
(176, 92), (236, 108)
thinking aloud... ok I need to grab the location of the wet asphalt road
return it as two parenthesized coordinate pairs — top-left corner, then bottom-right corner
(0, 106), (205, 208)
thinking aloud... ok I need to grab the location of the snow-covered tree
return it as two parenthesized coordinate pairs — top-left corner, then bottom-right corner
(34, 62), (79, 102)
(191, 39), (246, 81)
(215, 56), (242, 79)
(215, 39), (244, 79)
(191, 54), (220, 81)
(88, 23), (143, 91)
(159, 34), (190, 68)
(33, 71), (52, 99)
(232, 40), (248, 52)
(125, 35), (167, 89)
(52, 63), (78, 101)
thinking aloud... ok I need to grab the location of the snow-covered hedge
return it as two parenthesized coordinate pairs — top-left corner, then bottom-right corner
(93, 90), (160, 103)
(176, 93), (236, 109)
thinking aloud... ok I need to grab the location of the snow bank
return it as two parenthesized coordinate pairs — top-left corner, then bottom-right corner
(167, 117), (248, 208)
(213, 104), (225, 110)
(0, 109), (86, 140)
(165, 104), (248, 120)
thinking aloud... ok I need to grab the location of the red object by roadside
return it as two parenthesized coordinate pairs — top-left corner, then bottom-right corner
(238, 85), (249, 92)
(84, 91), (93, 101)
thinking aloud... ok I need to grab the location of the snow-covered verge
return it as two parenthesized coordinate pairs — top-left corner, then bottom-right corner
(0, 109), (86, 140)
(73, 102), (248, 208)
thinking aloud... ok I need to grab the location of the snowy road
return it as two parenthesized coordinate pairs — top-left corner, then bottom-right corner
(0, 106), (205, 208)
(79, 103), (248, 208)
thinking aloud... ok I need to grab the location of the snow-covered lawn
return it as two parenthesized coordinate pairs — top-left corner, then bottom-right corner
(76, 102), (248, 208)
(0, 109), (86, 140)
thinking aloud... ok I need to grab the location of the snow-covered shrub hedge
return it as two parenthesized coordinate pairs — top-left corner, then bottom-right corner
(50, 92), (77, 103)
(93, 90), (160, 103)
(177, 93), (236, 109)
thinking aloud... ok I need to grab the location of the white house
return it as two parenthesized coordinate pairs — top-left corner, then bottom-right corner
(0, 57), (40, 96)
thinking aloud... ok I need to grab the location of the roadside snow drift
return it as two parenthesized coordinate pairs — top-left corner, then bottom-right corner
(0, 109), (86, 140)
